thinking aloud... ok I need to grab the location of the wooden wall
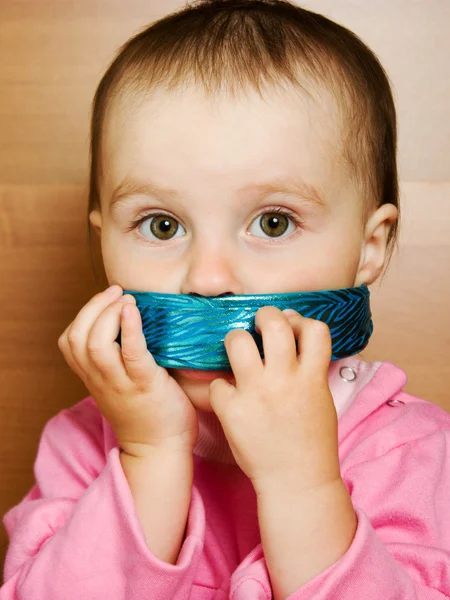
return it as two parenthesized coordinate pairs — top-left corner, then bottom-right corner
(1, 0), (449, 583)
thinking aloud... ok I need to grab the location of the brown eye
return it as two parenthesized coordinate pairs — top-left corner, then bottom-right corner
(259, 213), (290, 237)
(139, 214), (185, 240)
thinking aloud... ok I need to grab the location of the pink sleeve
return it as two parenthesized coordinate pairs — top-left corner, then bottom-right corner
(1, 400), (205, 599)
(230, 429), (450, 600)
(287, 429), (450, 599)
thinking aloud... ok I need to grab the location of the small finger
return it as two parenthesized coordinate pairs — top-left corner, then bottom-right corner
(281, 310), (303, 360)
(255, 306), (298, 372)
(286, 313), (332, 372)
(64, 285), (123, 373)
(85, 295), (136, 383)
(57, 326), (89, 383)
(120, 302), (160, 386)
(224, 328), (262, 386)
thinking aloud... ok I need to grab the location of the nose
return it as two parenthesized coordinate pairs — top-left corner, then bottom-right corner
(180, 240), (242, 297)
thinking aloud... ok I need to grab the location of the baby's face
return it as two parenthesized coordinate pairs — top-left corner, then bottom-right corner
(90, 84), (392, 411)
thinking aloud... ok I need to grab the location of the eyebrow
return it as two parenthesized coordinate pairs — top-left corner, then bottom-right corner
(109, 175), (327, 212)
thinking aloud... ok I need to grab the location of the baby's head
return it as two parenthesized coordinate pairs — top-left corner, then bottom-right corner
(88, 0), (399, 408)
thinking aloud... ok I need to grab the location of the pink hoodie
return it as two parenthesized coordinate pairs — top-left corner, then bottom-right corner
(2, 357), (450, 599)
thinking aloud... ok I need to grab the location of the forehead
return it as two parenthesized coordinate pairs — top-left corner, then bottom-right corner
(101, 83), (346, 202)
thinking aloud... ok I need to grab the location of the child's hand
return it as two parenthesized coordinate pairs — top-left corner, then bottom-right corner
(57, 285), (198, 458)
(209, 307), (341, 493)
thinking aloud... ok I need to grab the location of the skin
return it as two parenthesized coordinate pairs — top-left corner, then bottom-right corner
(59, 82), (398, 595)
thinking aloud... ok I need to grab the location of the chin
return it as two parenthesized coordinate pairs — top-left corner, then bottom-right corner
(169, 372), (215, 412)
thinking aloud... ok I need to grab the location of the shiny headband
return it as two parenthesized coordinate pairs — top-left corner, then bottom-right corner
(117, 284), (373, 370)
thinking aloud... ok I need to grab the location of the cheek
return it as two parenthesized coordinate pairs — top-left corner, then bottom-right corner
(101, 236), (133, 286)
(100, 232), (165, 290)
(282, 234), (362, 291)
(100, 221), (185, 291)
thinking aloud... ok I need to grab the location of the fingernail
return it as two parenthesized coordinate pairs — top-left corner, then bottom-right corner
(120, 294), (136, 303)
(282, 309), (297, 317)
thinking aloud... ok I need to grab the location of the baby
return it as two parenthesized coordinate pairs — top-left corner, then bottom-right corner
(2, 1), (449, 599)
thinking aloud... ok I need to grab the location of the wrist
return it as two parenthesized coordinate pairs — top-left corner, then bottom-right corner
(119, 445), (194, 486)
(119, 439), (194, 461)
(255, 476), (353, 518)
(252, 464), (343, 499)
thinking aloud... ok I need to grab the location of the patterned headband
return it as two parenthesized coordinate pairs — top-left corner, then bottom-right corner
(116, 284), (373, 370)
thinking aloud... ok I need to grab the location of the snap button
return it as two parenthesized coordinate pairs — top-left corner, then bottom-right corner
(339, 366), (357, 382)
(386, 398), (405, 407)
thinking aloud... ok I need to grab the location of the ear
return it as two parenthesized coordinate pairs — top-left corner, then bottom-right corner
(89, 209), (102, 236)
(354, 203), (399, 286)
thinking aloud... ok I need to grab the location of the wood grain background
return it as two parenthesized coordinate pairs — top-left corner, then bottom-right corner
(1, 0), (449, 582)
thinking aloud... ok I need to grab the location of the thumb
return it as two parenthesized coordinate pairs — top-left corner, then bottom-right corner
(209, 377), (235, 420)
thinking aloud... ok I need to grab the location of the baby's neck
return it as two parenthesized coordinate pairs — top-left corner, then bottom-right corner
(195, 409), (237, 464)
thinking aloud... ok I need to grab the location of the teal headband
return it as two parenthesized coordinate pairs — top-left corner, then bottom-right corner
(117, 284), (373, 370)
